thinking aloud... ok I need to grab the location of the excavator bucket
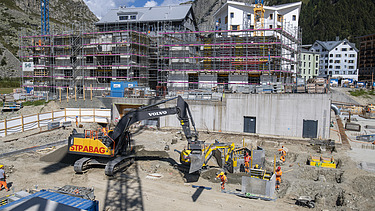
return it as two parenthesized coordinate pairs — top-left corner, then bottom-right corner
(189, 153), (204, 173)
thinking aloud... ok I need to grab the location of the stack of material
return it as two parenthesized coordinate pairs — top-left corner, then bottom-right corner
(296, 85), (305, 93)
(307, 83), (316, 93)
(315, 78), (326, 93)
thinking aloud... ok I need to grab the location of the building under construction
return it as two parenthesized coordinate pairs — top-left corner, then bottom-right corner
(20, 2), (302, 98)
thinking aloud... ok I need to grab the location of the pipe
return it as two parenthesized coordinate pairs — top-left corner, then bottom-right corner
(331, 104), (341, 115)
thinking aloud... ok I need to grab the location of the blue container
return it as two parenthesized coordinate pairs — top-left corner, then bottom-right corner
(110, 81), (138, 97)
(0, 190), (98, 210)
(110, 81), (125, 97)
(25, 87), (33, 93)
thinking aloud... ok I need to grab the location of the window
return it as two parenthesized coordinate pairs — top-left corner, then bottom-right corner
(316, 70), (318, 75)
(270, 14), (273, 20)
(309, 69), (311, 74)
(277, 14), (283, 22)
(225, 16), (228, 24)
(342, 48), (347, 51)
(329, 65), (333, 69)
(350, 48), (353, 50)
(247, 14), (251, 19)
(329, 60), (333, 63)
(335, 71), (339, 74)
(303, 55), (305, 60)
(330, 54), (333, 57)
(218, 18), (221, 23)
(130, 15), (136, 20)
(269, 25), (273, 29)
(348, 60), (354, 63)
(292, 15), (296, 21)
(348, 71), (353, 74)
(86, 56), (93, 63)
(335, 54), (341, 58)
(335, 66), (340, 69)
(304, 62), (306, 67)
(334, 60), (340, 63)
(345, 54), (347, 57)
(316, 56), (319, 60)
(303, 69), (305, 74)
(308, 55), (311, 60)
(231, 25), (239, 30)
(230, 12), (234, 18)
(309, 62), (311, 67)
(316, 63), (318, 68)
(349, 66), (354, 69)
(349, 54), (355, 57)
(119, 15), (128, 20)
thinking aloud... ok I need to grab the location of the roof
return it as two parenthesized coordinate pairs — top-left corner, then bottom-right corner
(313, 39), (359, 52)
(1, 190), (98, 211)
(96, 4), (192, 24)
(214, 1), (301, 17)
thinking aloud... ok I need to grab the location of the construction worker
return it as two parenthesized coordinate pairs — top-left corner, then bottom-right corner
(244, 152), (251, 173)
(0, 165), (9, 191)
(101, 127), (107, 136)
(275, 166), (282, 190)
(278, 146), (287, 163)
(216, 171), (227, 190)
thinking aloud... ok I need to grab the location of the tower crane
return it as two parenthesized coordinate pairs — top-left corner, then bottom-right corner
(41, 0), (50, 35)
(254, 0), (265, 36)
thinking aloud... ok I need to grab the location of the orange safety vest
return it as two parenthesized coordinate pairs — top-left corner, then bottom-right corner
(276, 170), (282, 181)
(244, 155), (251, 163)
(102, 128), (107, 136)
(219, 174), (227, 182)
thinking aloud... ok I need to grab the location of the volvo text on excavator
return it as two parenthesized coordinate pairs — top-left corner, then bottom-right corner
(67, 96), (205, 176)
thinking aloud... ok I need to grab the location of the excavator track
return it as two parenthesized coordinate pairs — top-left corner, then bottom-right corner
(105, 155), (135, 176)
(74, 157), (91, 174)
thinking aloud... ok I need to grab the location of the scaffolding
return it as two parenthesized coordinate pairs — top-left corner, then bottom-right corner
(20, 19), (300, 98)
(158, 25), (300, 96)
(20, 22), (151, 98)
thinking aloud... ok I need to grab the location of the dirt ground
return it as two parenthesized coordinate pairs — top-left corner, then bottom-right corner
(0, 123), (374, 211)
(0, 94), (374, 210)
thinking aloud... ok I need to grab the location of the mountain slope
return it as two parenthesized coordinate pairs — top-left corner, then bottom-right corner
(0, 0), (98, 75)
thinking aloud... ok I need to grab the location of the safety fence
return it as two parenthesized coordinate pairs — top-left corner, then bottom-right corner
(0, 108), (111, 137)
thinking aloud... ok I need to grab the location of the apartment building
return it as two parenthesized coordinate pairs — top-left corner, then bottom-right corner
(357, 33), (375, 81)
(299, 49), (319, 81)
(310, 38), (358, 80)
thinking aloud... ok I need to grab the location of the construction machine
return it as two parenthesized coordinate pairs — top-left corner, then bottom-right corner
(67, 96), (204, 176)
(177, 141), (236, 172)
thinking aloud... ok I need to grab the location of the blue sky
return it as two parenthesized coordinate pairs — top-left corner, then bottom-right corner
(83, 0), (188, 19)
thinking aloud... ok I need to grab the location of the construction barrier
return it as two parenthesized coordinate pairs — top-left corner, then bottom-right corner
(0, 108), (111, 137)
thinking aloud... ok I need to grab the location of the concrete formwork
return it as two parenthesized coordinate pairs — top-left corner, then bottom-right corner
(241, 174), (276, 198)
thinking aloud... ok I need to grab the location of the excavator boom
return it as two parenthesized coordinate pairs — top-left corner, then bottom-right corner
(68, 96), (204, 175)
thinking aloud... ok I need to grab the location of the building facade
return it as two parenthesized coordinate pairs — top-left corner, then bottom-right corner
(20, 4), (198, 96)
(299, 50), (319, 81)
(310, 38), (358, 80)
(357, 33), (375, 81)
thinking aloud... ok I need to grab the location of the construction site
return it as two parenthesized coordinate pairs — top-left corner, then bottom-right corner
(0, 1), (372, 210)
(0, 91), (374, 210)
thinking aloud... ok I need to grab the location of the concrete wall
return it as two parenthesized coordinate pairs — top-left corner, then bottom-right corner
(161, 94), (331, 139)
(105, 93), (331, 139)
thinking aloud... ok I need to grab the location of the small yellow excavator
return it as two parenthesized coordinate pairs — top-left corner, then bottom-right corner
(177, 140), (236, 172)
(67, 96), (204, 176)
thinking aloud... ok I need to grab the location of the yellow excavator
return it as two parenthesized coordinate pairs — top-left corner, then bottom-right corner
(177, 140), (236, 172)
(67, 96), (205, 176)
